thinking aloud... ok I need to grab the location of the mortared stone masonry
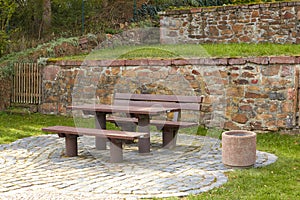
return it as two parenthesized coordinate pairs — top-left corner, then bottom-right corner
(36, 56), (300, 132)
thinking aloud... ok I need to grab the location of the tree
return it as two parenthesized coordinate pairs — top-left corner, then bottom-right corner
(12, 0), (44, 39)
(42, 0), (51, 36)
(0, 0), (16, 56)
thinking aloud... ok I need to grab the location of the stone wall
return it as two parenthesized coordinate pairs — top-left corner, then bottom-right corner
(40, 56), (300, 131)
(160, 1), (300, 44)
(0, 78), (12, 110)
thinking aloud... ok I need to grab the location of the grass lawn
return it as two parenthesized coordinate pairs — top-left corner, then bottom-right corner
(0, 112), (299, 199)
(0, 112), (74, 144)
(54, 43), (300, 61)
(189, 133), (300, 200)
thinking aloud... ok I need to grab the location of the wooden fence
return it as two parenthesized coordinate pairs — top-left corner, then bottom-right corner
(12, 63), (42, 104)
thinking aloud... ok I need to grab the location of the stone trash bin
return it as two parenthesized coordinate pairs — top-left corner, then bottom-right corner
(222, 130), (257, 168)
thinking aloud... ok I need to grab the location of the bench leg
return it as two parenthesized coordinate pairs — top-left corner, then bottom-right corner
(95, 136), (107, 150)
(119, 122), (137, 132)
(162, 127), (178, 149)
(95, 112), (107, 150)
(137, 114), (150, 154)
(119, 113), (137, 132)
(118, 122), (137, 144)
(109, 139), (123, 163)
(65, 135), (78, 156)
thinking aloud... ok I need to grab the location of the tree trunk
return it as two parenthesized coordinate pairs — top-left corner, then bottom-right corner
(42, 0), (51, 36)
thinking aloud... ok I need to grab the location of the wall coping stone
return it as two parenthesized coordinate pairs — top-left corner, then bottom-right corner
(159, 1), (300, 16)
(269, 56), (297, 64)
(52, 60), (83, 66)
(48, 56), (300, 68)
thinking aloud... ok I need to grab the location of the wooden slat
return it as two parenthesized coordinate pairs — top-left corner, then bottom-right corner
(42, 126), (147, 140)
(33, 63), (36, 104)
(114, 99), (201, 111)
(22, 63), (24, 102)
(32, 63), (36, 104)
(106, 116), (198, 128)
(13, 64), (17, 103)
(30, 63), (33, 103)
(14, 63), (18, 103)
(22, 63), (25, 103)
(26, 63), (29, 103)
(38, 64), (41, 104)
(297, 68), (300, 126)
(37, 63), (40, 104)
(18, 63), (21, 103)
(114, 93), (204, 103)
(69, 104), (180, 115)
(16, 63), (19, 103)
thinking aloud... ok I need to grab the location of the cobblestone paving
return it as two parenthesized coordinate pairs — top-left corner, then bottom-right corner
(0, 133), (277, 200)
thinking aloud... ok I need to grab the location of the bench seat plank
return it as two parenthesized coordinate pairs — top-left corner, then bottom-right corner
(42, 126), (146, 140)
(106, 116), (198, 128)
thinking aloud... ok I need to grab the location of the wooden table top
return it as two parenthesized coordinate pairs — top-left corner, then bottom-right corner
(68, 104), (180, 115)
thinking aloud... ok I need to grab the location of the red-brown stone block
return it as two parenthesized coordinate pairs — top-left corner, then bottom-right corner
(229, 58), (246, 65)
(262, 65), (280, 76)
(258, 114), (273, 120)
(242, 71), (256, 78)
(245, 92), (267, 99)
(250, 121), (263, 130)
(247, 57), (269, 64)
(269, 56), (296, 64)
(251, 10), (260, 18)
(240, 105), (252, 111)
(111, 67), (120, 75)
(226, 87), (244, 97)
(281, 102), (293, 112)
(232, 113), (248, 124)
(224, 121), (241, 130)
(43, 65), (61, 80)
(232, 24), (244, 33)
(281, 65), (293, 77)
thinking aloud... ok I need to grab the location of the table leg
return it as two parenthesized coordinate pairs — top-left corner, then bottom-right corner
(137, 114), (150, 153)
(95, 112), (107, 150)
(65, 135), (78, 157)
(162, 127), (178, 149)
(109, 139), (123, 163)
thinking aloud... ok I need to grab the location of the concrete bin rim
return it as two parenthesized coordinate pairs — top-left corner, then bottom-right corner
(222, 130), (256, 139)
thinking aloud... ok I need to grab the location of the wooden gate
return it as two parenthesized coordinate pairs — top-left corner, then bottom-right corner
(12, 63), (42, 104)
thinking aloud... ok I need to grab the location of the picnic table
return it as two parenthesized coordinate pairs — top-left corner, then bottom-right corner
(69, 104), (181, 153)
(42, 93), (203, 162)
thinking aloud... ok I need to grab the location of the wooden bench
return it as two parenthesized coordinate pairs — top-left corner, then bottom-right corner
(42, 126), (147, 163)
(107, 93), (204, 148)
